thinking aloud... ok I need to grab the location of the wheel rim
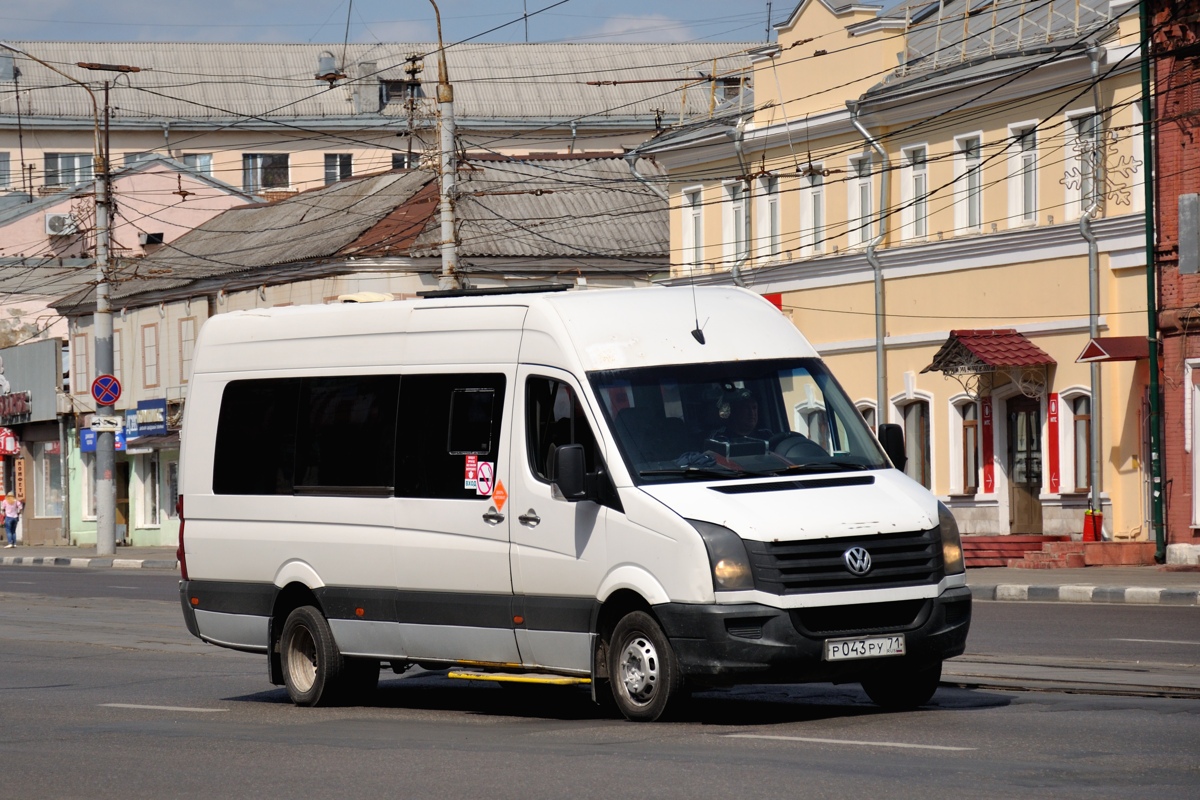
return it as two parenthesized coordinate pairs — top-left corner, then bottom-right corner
(285, 624), (318, 694)
(617, 634), (659, 705)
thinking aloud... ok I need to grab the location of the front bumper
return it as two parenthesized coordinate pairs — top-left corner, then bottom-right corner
(653, 586), (971, 685)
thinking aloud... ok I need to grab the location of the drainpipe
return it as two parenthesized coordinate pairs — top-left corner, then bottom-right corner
(1080, 43), (1105, 538)
(569, 120), (577, 154)
(849, 100), (891, 428)
(1139, 0), (1165, 562)
(726, 117), (750, 287)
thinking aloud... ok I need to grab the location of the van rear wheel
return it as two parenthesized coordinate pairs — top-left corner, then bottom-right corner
(280, 605), (344, 706)
(861, 661), (942, 710)
(607, 611), (680, 722)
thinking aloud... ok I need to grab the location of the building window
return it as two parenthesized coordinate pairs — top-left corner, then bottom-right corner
(857, 403), (876, 432)
(242, 153), (289, 193)
(141, 451), (160, 526)
(141, 324), (160, 389)
(72, 334), (89, 394)
(122, 152), (155, 168)
(1069, 113), (1102, 215)
(181, 153), (213, 178)
(724, 182), (750, 265)
(166, 461), (179, 519)
(682, 188), (703, 269)
(81, 452), (96, 519)
(43, 153), (93, 187)
(849, 156), (873, 246)
(33, 442), (62, 518)
(1072, 395), (1091, 491)
(957, 135), (982, 232)
(757, 175), (781, 259)
(800, 165), (825, 255)
(903, 399), (932, 489)
(0, 152), (9, 187)
(179, 318), (196, 384)
(382, 80), (424, 103)
(392, 152), (417, 171)
(1013, 126), (1038, 223)
(324, 153), (352, 184)
(961, 402), (980, 494)
(112, 329), (122, 384)
(903, 146), (928, 240)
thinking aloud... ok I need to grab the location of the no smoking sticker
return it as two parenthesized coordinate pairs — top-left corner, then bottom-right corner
(476, 461), (495, 497)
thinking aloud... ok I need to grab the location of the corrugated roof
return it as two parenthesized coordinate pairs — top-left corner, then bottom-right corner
(1, 41), (754, 125)
(82, 155), (666, 304)
(922, 329), (1056, 375)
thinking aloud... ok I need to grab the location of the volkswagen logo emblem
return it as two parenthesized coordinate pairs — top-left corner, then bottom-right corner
(843, 546), (872, 576)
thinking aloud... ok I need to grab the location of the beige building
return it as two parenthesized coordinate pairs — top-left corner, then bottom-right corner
(640, 0), (1153, 540)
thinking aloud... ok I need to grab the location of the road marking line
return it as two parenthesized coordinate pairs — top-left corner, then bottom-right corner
(725, 734), (975, 751)
(107, 586), (139, 590)
(100, 704), (227, 713)
(1112, 638), (1200, 646)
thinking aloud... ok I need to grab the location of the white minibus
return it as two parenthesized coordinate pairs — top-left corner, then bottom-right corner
(177, 286), (970, 721)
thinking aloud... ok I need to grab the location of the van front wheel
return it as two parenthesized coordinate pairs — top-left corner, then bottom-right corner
(280, 605), (344, 706)
(607, 611), (680, 722)
(861, 661), (942, 710)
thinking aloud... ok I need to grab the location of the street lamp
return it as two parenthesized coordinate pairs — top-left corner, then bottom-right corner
(427, 0), (459, 290)
(0, 43), (138, 556)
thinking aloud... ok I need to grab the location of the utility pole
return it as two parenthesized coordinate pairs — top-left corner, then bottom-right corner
(428, 0), (460, 290)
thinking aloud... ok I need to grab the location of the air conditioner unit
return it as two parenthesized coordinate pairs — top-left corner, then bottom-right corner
(45, 212), (78, 236)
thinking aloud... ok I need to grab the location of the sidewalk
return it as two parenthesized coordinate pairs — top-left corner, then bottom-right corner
(2, 546), (1198, 605)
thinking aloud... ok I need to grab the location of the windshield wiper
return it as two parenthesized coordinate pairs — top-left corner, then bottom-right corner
(639, 466), (748, 479)
(765, 461), (873, 475)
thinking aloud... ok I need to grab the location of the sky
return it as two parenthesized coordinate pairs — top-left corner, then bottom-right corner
(0, 0), (782, 44)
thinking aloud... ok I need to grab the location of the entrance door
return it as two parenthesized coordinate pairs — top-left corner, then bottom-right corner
(116, 461), (130, 543)
(1007, 396), (1043, 534)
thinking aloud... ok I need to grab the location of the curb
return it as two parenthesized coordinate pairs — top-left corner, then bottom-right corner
(973, 583), (1200, 606)
(0, 555), (179, 571)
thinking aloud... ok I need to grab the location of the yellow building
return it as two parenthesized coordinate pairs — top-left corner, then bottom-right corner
(640, 0), (1152, 540)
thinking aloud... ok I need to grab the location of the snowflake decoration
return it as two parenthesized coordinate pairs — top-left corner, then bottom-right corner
(1059, 134), (1143, 207)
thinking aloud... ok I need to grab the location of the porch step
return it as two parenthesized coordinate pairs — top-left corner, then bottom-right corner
(962, 535), (1069, 569)
(1005, 542), (1157, 569)
(447, 670), (590, 686)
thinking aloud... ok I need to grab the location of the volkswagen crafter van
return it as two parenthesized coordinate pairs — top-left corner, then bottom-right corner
(177, 286), (970, 721)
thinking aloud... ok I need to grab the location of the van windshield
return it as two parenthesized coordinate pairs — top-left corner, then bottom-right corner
(589, 359), (889, 483)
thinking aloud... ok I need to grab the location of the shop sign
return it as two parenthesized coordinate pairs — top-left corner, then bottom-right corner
(79, 429), (126, 452)
(126, 399), (168, 439)
(14, 459), (24, 503)
(0, 391), (32, 424)
(0, 427), (18, 456)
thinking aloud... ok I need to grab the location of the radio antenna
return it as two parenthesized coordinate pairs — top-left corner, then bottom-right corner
(690, 265), (706, 345)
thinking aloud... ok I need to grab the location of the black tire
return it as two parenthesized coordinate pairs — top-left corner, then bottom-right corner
(280, 605), (344, 707)
(861, 661), (942, 710)
(606, 611), (680, 722)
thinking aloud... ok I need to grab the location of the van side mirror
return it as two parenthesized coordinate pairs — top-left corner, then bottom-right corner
(551, 443), (588, 501)
(877, 424), (908, 472)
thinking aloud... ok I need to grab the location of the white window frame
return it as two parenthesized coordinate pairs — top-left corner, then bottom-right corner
(848, 155), (873, 247)
(138, 451), (161, 528)
(324, 153), (353, 184)
(81, 452), (97, 520)
(43, 152), (93, 187)
(891, 387), (936, 492)
(112, 329), (123, 384)
(855, 400), (877, 433)
(0, 151), (9, 187)
(948, 395), (980, 495)
(681, 186), (704, 270)
(141, 323), (160, 389)
(181, 153), (213, 178)
(179, 317), (197, 385)
(72, 333), (89, 395)
(242, 153), (290, 193)
(799, 165), (825, 256)
(1058, 386), (1092, 495)
(722, 181), (750, 266)
(1008, 122), (1039, 226)
(954, 134), (984, 233)
(756, 174), (781, 260)
(901, 145), (929, 241)
(1065, 109), (1101, 219)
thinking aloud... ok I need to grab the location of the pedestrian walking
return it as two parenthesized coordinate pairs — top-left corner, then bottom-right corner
(2, 493), (22, 547)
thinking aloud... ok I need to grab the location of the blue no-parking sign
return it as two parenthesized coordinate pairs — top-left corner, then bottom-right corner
(91, 374), (122, 406)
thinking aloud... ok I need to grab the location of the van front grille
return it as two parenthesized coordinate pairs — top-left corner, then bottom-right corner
(744, 529), (943, 595)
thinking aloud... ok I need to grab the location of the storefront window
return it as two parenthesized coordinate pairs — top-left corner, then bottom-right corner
(82, 452), (97, 519)
(34, 443), (63, 517)
(166, 460), (179, 519)
(142, 451), (160, 526)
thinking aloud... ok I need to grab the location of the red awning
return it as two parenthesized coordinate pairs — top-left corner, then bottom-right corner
(1075, 336), (1149, 363)
(922, 329), (1055, 375)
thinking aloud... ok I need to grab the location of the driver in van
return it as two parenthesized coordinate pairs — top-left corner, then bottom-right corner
(716, 390), (772, 440)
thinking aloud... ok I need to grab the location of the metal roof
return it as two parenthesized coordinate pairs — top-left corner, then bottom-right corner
(71, 155), (667, 305)
(0, 41), (755, 127)
(922, 329), (1056, 375)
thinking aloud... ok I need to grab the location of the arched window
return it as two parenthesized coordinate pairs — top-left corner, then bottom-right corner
(902, 400), (932, 488)
(960, 401), (980, 494)
(1072, 395), (1091, 491)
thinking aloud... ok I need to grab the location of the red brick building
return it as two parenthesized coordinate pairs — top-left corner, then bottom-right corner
(1153, 0), (1200, 563)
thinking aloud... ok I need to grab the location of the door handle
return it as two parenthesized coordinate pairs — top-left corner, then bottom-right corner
(518, 509), (541, 527)
(482, 507), (505, 525)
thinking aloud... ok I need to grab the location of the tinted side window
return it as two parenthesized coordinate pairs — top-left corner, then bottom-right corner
(396, 374), (506, 499)
(294, 375), (399, 494)
(214, 378), (300, 495)
(526, 377), (598, 482)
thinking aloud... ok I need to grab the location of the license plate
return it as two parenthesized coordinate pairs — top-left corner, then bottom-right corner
(824, 634), (906, 661)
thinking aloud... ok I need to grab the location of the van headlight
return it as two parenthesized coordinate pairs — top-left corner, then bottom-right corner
(938, 502), (965, 575)
(689, 520), (755, 591)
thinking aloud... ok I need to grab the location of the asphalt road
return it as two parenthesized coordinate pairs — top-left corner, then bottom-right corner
(0, 566), (1197, 799)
